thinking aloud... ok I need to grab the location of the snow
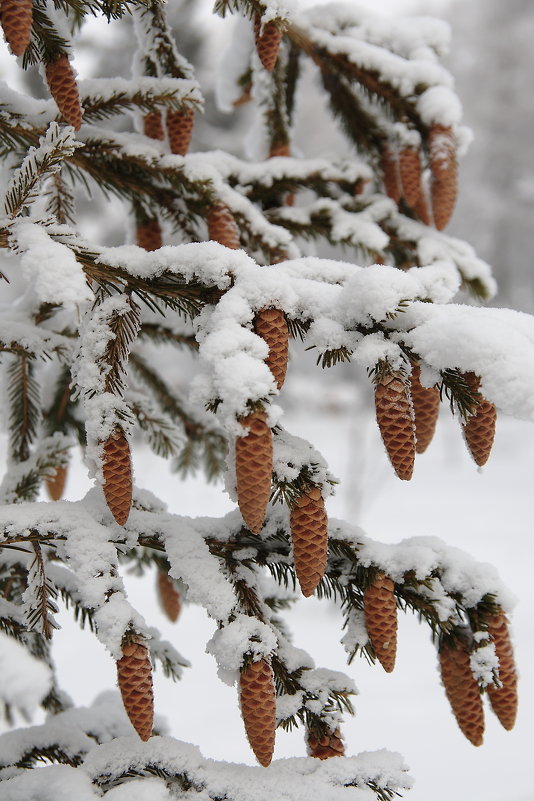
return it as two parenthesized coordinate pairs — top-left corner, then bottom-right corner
(0, 632), (52, 715)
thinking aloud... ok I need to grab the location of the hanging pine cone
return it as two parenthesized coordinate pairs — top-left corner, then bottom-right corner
(374, 371), (416, 480)
(102, 427), (132, 526)
(157, 570), (181, 623)
(413, 182), (433, 226)
(116, 639), (154, 741)
(143, 111), (164, 140)
(439, 637), (484, 746)
(239, 657), (276, 767)
(307, 727), (345, 759)
(254, 307), (289, 390)
(235, 411), (273, 534)
(136, 219), (162, 251)
(487, 612), (518, 731)
(45, 54), (83, 131)
(45, 464), (68, 501)
(167, 107), (195, 155)
(0, 0), (32, 56)
(363, 572), (397, 673)
(428, 124), (457, 231)
(254, 14), (282, 71)
(290, 485), (328, 598)
(461, 372), (496, 467)
(399, 146), (422, 208)
(207, 203), (240, 249)
(409, 362), (440, 454)
(379, 143), (401, 204)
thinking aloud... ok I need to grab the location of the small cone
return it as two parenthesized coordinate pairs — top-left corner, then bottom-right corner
(207, 203), (240, 249)
(102, 428), (132, 526)
(487, 612), (518, 731)
(239, 657), (276, 766)
(254, 14), (282, 72)
(136, 219), (162, 251)
(462, 372), (496, 467)
(409, 362), (440, 454)
(254, 307), (289, 390)
(363, 572), (397, 673)
(235, 412), (273, 533)
(429, 124), (457, 230)
(143, 111), (164, 140)
(290, 486), (328, 597)
(45, 55), (82, 130)
(399, 146), (422, 208)
(157, 570), (181, 623)
(269, 142), (295, 206)
(379, 143), (401, 204)
(374, 372), (416, 480)
(116, 639), (154, 741)
(307, 727), (345, 759)
(439, 637), (484, 746)
(167, 107), (195, 155)
(45, 464), (67, 501)
(0, 0), (32, 56)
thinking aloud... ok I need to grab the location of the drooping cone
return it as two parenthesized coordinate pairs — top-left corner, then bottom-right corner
(136, 219), (162, 251)
(399, 146), (422, 208)
(409, 362), (440, 454)
(379, 143), (401, 204)
(207, 203), (240, 249)
(45, 55), (82, 130)
(269, 142), (295, 206)
(307, 727), (345, 759)
(487, 612), (518, 730)
(374, 372), (416, 480)
(102, 428), (132, 526)
(439, 637), (484, 746)
(429, 124), (457, 231)
(254, 14), (282, 71)
(413, 181), (433, 226)
(45, 464), (68, 501)
(290, 486), (328, 598)
(363, 572), (397, 673)
(254, 307), (289, 390)
(235, 412), (273, 533)
(0, 0), (32, 56)
(116, 639), (154, 741)
(167, 107), (195, 156)
(239, 657), (276, 766)
(157, 570), (181, 623)
(143, 111), (164, 140)
(461, 372), (496, 467)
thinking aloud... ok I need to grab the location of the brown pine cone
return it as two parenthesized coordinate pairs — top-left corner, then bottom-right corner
(269, 142), (290, 158)
(102, 428), (132, 526)
(399, 146), (422, 208)
(428, 124), (457, 231)
(254, 307), (289, 390)
(254, 14), (282, 72)
(117, 639), (154, 741)
(374, 372), (416, 480)
(207, 203), (240, 249)
(439, 637), (484, 746)
(239, 657), (276, 767)
(45, 55), (83, 131)
(379, 143), (401, 204)
(136, 219), (162, 251)
(413, 183), (433, 226)
(307, 727), (345, 759)
(143, 111), (164, 140)
(157, 570), (181, 623)
(45, 464), (68, 501)
(167, 107), (195, 155)
(0, 0), (32, 56)
(487, 612), (518, 731)
(364, 572), (397, 673)
(290, 486), (328, 598)
(461, 372), (496, 467)
(235, 412), (273, 533)
(409, 362), (440, 454)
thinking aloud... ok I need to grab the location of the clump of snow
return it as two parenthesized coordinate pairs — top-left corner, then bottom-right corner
(470, 641), (498, 688)
(206, 614), (278, 674)
(0, 632), (52, 714)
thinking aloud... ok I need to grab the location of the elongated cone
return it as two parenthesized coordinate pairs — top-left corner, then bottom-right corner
(429, 124), (457, 230)
(413, 181), (433, 226)
(117, 640), (154, 741)
(487, 612), (518, 730)
(207, 203), (240, 249)
(45, 464), (67, 501)
(157, 570), (181, 623)
(45, 55), (82, 130)
(167, 107), (195, 155)
(364, 572), (397, 673)
(290, 486), (328, 597)
(399, 146), (422, 208)
(462, 372), (496, 467)
(235, 412), (273, 533)
(409, 362), (440, 454)
(254, 14), (282, 71)
(254, 307), (289, 390)
(307, 727), (345, 759)
(239, 658), (276, 766)
(102, 428), (132, 525)
(136, 219), (162, 251)
(374, 372), (416, 480)
(379, 143), (401, 204)
(439, 638), (484, 746)
(0, 0), (32, 56)
(143, 111), (164, 140)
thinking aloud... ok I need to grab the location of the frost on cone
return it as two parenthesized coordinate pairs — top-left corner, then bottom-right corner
(487, 612), (518, 731)
(136, 219), (162, 252)
(102, 428), (132, 526)
(117, 639), (154, 741)
(429, 124), (457, 230)
(157, 570), (181, 623)
(399, 146), (422, 208)
(0, 0), (32, 56)
(207, 203), (240, 250)
(239, 657), (276, 767)
(379, 143), (401, 204)
(143, 111), (164, 140)
(235, 412), (273, 534)
(254, 307), (289, 390)
(254, 14), (282, 71)
(439, 637), (484, 746)
(409, 362), (440, 454)
(45, 55), (82, 131)
(307, 727), (345, 759)
(167, 107), (195, 155)
(374, 372), (416, 480)
(461, 372), (496, 467)
(289, 486), (328, 598)
(363, 572), (397, 673)
(45, 464), (67, 501)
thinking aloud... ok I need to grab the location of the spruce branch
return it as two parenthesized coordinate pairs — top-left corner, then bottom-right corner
(7, 354), (41, 464)
(23, 543), (60, 641)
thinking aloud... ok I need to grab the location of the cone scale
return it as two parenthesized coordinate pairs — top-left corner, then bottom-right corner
(487, 612), (518, 731)
(254, 14), (282, 71)
(409, 362), (440, 454)
(235, 412), (273, 533)
(307, 727), (345, 759)
(429, 124), (457, 231)
(254, 307), (289, 390)
(102, 428), (132, 526)
(0, 0), (32, 56)
(167, 107), (195, 155)
(239, 658), (276, 767)
(399, 146), (422, 208)
(157, 571), (181, 623)
(207, 203), (240, 249)
(45, 55), (83, 130)
(116, 639), (154, 741)
(290, 486), (328, 597)
(379, 143), (401, 204)
(462, 372), (496, 467)
(374, 371), (416, 480)
(439, 638), (484, 746)
(143, 111), (164, 140)
(364, 572), (397, 673)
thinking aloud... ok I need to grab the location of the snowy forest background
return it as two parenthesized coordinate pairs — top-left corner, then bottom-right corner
(1, 1), (533, 800)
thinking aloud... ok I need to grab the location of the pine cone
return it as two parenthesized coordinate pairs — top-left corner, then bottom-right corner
(45, 464), (67, 501)
(307, 727), (345, 759)
(363, 572), (397, 673)
(379, 143), (401, 204)
(254, 14), (282, 71)
(254, 307), (289, 390)
(235, 412), (273, 533)
(409, 362), (440, 454)
(399, 146), (422, 208)
(461, 372), (496, 467)
(167, 107), (195, 155)
(374, 372), (416, 480)
(0, 0), (32, 56)
(136, 219), (162, 251)
(487, 612), (518, 731)
(45, 55), (82, 130)
(157, 570), (181, 623)
(290, 486), (328, 597)
(429, 124), (457, 230)
(102, 428), (132, 526)
(439, 637), (484, 746)
(413, 183), (433, 226)
(239, 657), (276, 767)
(143, 111), (164, 140)
(207, 203), (240, 249)
(116, 639), (154, 741)
(269, 142), (290, 158)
